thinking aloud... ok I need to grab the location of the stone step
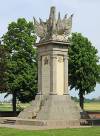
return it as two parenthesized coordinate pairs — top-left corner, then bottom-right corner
(0, 118), (16, 125)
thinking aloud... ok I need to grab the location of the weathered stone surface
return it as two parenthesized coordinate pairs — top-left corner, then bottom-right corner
(18, 95), (43, 119)
(34, 6), (73, 43)
(37, 41), (69, 95)
(18, 94), (81, 126)
(36, 95), (80, 121)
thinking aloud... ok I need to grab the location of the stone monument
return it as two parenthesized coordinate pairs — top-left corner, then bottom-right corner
(18, 6), (80, 127)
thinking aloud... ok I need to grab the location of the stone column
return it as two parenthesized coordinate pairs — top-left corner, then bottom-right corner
(50, 54), (57, 95)
(38, 56), (42, 95)
(63, 54), (68, 94)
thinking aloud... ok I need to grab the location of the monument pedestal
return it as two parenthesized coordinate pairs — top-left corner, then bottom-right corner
(36, 95), (80, 121)
(17, 94), (80, 127)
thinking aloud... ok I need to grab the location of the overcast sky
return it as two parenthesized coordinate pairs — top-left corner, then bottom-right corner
(0, 0), (100, 99)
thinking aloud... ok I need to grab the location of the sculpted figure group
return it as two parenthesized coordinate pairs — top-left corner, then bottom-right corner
(34, 6), (73, 42)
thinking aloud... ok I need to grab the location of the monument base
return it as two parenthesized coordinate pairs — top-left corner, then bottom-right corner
(16, 119), (80, 128)
(17, 94), (81, 127)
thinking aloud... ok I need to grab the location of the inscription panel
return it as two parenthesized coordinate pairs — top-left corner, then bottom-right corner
(57, 55), (64, 95)
(42, 55), (50, 95)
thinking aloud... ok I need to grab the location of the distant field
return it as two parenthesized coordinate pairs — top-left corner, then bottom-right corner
(0, 103), (30, 111)
(0, 102), (100, 111)
(84, 102), (100, 111)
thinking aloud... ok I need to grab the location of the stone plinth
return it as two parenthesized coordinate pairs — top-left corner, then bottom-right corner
(36, 95), (80, 121)
(17, 94), (81, 127)
(17, 94), (80, 127)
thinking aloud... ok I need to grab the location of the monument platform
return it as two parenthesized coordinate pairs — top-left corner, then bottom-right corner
(17, 94), (81, 127)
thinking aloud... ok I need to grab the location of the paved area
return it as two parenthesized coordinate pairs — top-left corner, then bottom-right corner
(0, 117), (92, 130)
(0, 124), (92, 130)
(0, 124), (51, 130)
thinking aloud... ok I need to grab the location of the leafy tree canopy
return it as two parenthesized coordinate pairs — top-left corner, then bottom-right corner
(0, 42), (8, 92)
(2, 18), (37, 103)
(68, 33), (100, 109)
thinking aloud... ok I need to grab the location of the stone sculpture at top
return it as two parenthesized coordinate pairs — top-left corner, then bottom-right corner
(33, 6), (73, 43)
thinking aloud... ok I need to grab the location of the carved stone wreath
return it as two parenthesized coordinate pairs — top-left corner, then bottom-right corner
(58, 56), (64, 63)
(44, 56), (48, 65)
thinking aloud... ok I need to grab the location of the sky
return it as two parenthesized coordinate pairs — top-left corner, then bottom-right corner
(0, 0), (100, 100)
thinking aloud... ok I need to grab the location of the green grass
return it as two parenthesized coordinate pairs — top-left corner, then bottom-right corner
(0, 102), (100, 111)
(0, 103), (12, 111)
(84, 102), (100, 111)
(0, 127), (100, 136)
(0, 103), (30, 111)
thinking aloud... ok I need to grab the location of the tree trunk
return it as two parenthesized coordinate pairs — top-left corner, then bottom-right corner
(12, 91), (17, 113)
(79, 90), (84, 110)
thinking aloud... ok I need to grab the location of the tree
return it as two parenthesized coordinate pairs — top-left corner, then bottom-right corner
(0, 42), (8, 92)
(96, 65), (100, 83)
(68, 33), (99, 109)
(2, 18), (37, 112)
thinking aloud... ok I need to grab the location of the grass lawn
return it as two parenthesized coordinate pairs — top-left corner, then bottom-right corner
(0, 103), (30, 111)
(0, 102), (100, 111)
(84, 102), (100, 111)
(0, 127), (100, 136)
